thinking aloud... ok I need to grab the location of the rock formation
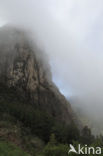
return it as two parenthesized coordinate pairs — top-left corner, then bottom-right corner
(0, 26), (75, 124)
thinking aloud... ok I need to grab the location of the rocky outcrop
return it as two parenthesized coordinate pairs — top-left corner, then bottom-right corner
(0, 26), (75, 124)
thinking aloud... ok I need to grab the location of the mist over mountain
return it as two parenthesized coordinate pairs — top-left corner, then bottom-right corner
(0, 26), (87, 155)
(69, 96), (103, 135)
(0, 26), (76, 125)
(0, 0), (103, 135)
(0, 0), (103, 155)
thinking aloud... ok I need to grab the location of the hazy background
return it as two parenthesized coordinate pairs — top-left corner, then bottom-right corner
(0, 0), (103, 134)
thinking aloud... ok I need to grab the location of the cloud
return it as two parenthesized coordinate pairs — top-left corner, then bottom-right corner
(0, 0), (103, 133)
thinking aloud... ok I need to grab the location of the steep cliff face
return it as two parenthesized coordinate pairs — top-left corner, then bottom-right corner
(0, 26), (75, 124)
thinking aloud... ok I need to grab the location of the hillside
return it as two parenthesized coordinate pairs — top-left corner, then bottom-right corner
(0, 26), (82, 155)
(0, 26), (75, 124)
(0, 141), (29, 156)
(0, 26), (100, 156)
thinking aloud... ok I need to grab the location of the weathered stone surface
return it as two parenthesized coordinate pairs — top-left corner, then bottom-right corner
(0, 26), (75, 124)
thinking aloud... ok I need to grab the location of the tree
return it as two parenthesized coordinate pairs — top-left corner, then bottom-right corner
(80, 126), (94, 144)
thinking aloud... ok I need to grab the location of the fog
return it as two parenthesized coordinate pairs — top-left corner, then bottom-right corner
(0, 0), (103, 134)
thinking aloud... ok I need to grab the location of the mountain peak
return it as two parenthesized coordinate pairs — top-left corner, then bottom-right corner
(0, 26), (75, 124)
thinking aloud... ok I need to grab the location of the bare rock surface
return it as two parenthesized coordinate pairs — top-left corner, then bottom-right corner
(0, 26), (75, 124)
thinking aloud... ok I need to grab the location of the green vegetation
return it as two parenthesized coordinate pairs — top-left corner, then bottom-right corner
(0, 83), (79, 144)
(0, 83), (103, 155)
(0, 141), (29, 156)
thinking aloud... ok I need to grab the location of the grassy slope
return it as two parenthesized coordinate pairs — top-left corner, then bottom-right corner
(0, 83), (79, 156)
(0, 83), (45, 155)
(0, 141), (29, 156)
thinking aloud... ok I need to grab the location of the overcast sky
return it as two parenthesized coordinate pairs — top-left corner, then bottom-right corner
(0, 0), (103, 133)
